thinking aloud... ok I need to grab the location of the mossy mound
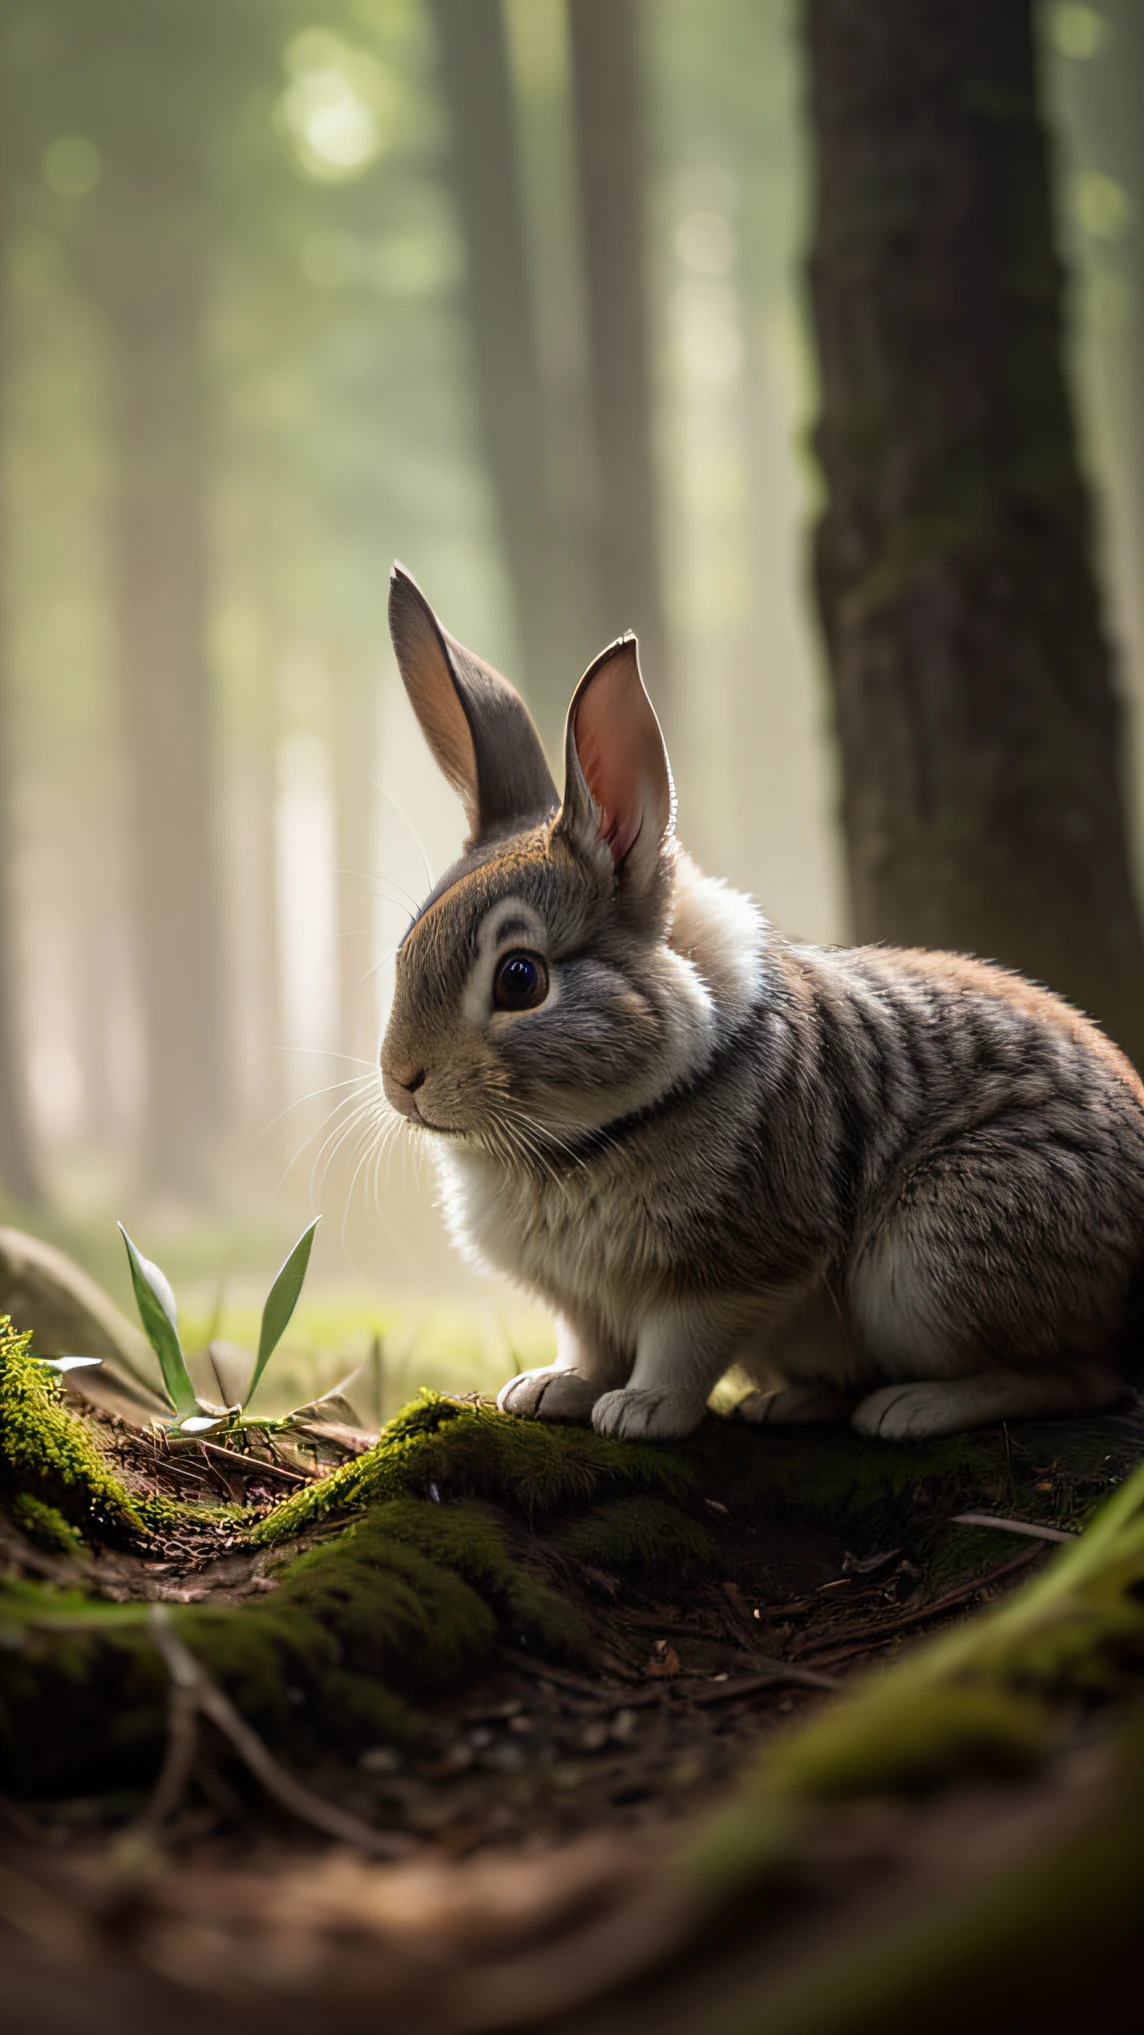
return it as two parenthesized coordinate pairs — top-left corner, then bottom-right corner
(2, 1312), (1141, 1814)
(252, 1388), (695, 1544)
(0, 1325), (179, 1540)
(0, 1332), (704, 1794)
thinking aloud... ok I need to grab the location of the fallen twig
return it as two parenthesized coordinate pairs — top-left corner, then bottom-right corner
(951, 1511), (1076, 1544)
(623, 1610), (732, 1644)
(685, 1658), (844, 1701)
(796, 1549), (1044, 1664)
(498, 1648), (630, 1701)
(141, 1606), (412, 1856)
(197, 1439), (310, 1485)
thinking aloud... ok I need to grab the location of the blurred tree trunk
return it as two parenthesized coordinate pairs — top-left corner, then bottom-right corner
(104, 219), (221, 1195)
(1102, 1), (1144, 639)
(0, 109), (41, 1205)
(248, 648), (283, 1135)
(0, 606), (40, 1211)
(428, 0), (575, 739)
(1059, 0), (1144, 661)
(805, 0), (1144, 1065)
(568, 0), (668, 701)
(335, 651), (378, 1070)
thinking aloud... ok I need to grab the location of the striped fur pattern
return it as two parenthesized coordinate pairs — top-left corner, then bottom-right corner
(381, 568), (1144, 1442)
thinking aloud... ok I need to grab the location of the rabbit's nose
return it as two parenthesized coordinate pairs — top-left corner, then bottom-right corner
(392, 1064), (426, 1094)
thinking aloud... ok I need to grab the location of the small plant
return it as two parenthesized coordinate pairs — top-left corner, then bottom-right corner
(118, 1219), (322, 1439)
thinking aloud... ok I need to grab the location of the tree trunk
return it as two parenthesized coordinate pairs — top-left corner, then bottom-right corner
(104, 225), (221, 1195)
(805, 0), (1144, 1064)
(568, 0), (668, 703)
(1100, 1), (1144, 650)
(0, 112), (41, 1205)
(1057, 0), (1144, 667)
(0, 675), (40, 1209)
(335, 650), (379, 1071)
(428, 0), (575, 739)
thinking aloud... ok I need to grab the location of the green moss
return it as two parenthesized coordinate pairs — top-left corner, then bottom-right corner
(774, 1682), (1047, 1802)
(253, 1392), (694, 1546)
(374, 1496), (592, 1658)
(4, 1328), (1141, 1827)
(0, 1319), (214, 1543)
(556, 1496), (717, 1581)
(11, 1494), (86, 1558)
(0, 1484), (600, 1795)
(705, 1714), (1144, 2035)
(0, 1322), (149, 1536)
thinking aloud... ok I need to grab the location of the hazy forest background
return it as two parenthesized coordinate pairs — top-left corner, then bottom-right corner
(0, 0), (1141, 1417)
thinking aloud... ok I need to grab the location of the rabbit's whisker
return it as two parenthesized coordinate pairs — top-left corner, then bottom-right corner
(309, 1088), (388, 1204)
(260, 1072), (376, 1143)
(273, 1078), (379, 1199)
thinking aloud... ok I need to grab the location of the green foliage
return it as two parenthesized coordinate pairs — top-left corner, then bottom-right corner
(246, 1218), (320, 1409)
(118, 1224), (198, 1420)
(119, 1218), (322, 1437)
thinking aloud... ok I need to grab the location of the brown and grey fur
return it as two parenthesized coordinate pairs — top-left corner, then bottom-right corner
(381, 566), (1144, 1443)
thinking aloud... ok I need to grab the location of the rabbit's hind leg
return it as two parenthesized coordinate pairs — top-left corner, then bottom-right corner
(736, 1382), (850, 1426)
(734, 1283), (856, 1425)
(853, 1366), (1122, 1440)
(847, 1124), (1136, 1440)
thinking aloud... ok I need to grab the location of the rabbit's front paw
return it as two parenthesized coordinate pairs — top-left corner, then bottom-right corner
(591, 1387), (698, 1441)
(497, 1367), (599, 1421)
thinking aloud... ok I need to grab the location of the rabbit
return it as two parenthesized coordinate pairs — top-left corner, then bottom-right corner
(380, 563), (1144, 1443)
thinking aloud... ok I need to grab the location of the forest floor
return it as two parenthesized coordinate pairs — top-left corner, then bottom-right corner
(3, 1353), (1143, 2033)
(10, 1392), (1102, 1855)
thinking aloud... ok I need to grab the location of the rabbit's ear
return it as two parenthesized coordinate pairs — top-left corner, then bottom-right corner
(388, 564), (558, 846)
(556, 634), (674, 884)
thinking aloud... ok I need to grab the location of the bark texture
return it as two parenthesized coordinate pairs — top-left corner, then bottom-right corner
(569, 0), (668, 701)
(805, 0), (1144, 1064)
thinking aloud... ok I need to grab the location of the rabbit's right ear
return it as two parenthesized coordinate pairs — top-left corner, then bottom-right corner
(555, 633), (674, 891)
(388, 565), (558, 847)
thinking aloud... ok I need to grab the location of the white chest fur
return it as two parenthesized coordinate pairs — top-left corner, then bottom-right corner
(435, 1143), (657, 1348)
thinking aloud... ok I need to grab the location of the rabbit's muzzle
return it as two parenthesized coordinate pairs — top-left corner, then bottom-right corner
(381, 1060), (428, 1121)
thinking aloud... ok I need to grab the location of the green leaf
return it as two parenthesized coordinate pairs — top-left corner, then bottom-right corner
(246, 1219), (320, 1410)
(117, 1223), (198, 1419)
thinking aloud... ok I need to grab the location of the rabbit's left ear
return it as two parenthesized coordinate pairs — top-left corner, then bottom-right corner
(389, 564), (558, 847)
(555, 634), (674, 885)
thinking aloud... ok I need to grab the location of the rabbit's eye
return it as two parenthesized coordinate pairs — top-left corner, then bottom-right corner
(493, 951), (549, 1012)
